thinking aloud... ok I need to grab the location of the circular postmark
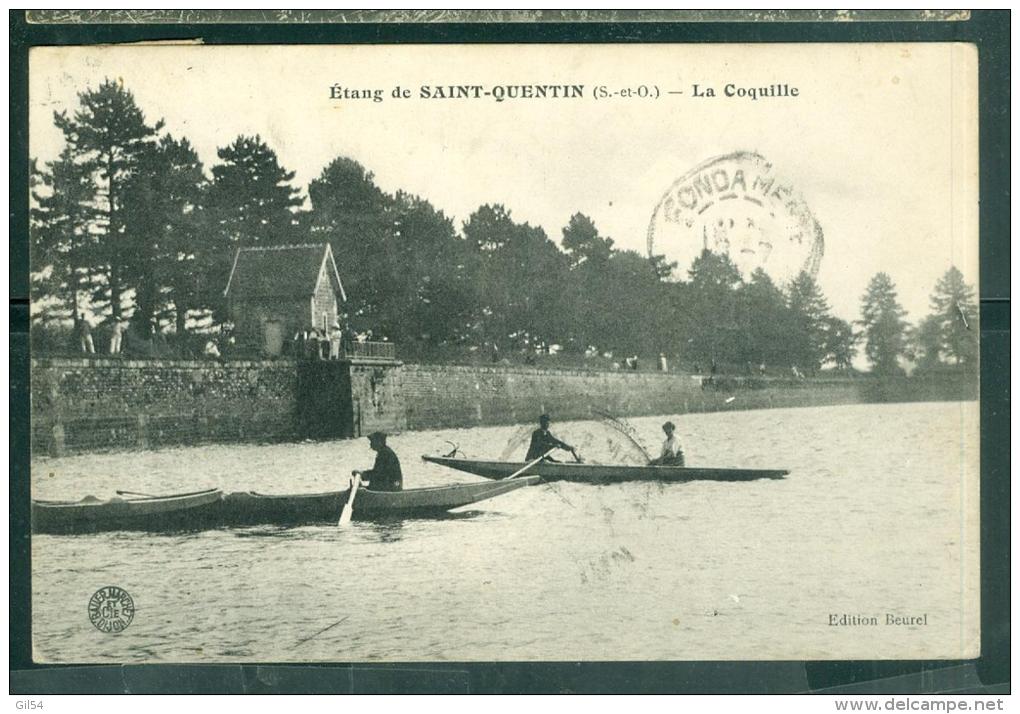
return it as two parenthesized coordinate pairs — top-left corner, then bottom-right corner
(647, 151), (824, 284)
(88, 586), (135, 633)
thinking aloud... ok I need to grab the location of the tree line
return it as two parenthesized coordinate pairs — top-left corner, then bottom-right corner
(31, 79), (978, 375)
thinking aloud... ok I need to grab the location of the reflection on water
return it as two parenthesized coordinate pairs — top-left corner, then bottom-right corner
(31, 402), (979, 662)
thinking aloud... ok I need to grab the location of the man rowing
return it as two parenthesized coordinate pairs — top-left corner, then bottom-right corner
(648, 421), (685, 467)
(352, 431), (403, 491)
(525, 414), (580, 462)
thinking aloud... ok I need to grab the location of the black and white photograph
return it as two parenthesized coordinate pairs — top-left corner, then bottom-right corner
(24, 39), (980, 665)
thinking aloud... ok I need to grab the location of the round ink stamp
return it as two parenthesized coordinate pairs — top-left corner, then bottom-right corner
(647, 151), (824, 284)
(88, 586), (135, 633)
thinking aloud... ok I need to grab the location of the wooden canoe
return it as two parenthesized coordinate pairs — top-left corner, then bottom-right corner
(423, 456), (788, 484)
(212, 476), (541, 526)
(32, 488), (223, 535)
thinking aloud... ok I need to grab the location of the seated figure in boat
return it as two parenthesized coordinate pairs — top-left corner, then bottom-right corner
(525, 414), (579, 462)
(353, 431), (403, 491)
(648, 421), (685, 467)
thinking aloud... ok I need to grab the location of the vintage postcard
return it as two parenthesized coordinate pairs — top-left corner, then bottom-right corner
(27, 42), (979, 663)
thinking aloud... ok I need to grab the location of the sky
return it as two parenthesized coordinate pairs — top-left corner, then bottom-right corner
(28, 43), (979, 324)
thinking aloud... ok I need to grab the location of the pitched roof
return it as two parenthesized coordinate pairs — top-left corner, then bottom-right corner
(223, 243), (346, 300)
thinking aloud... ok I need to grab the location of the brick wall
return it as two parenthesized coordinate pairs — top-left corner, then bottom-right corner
(400, 365), (862, 430)
(350, 362), (407, 436)
(30, 358), (976, 456)
(32, 358), (298, 456)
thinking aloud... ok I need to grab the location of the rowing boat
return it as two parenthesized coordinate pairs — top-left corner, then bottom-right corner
(423, 456), (788, 484)
(33, 479), (537, 534)
(214, 476), (540, 526)
(32, 488), (223, 535)
(32, 478), (539, 534)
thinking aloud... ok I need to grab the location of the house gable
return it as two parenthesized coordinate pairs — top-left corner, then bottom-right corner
(224, 243), (346, 301)
(312, 243), (348, 302)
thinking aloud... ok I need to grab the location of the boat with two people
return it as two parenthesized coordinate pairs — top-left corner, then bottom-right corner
(422, 456), (787, 484)
(424, 415), (789, 485)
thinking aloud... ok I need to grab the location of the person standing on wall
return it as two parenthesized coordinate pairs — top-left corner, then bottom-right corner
(341, 315), (356, 358)
(329, 320), (342, 360)
(75, 313), (95, 354)
(109, 318), (125, 355)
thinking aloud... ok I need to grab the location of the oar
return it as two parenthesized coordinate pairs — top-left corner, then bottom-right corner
(507, 449), (555, 480)
(338, 474), (361, 526)
(116, 489), (160, 498)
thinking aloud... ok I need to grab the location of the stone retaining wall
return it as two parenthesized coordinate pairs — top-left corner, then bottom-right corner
(30, 358), (977, 456)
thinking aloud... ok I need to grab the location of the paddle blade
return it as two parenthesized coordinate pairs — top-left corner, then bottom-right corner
(338, 501), (354, 526)
(338, 476), (360, 526)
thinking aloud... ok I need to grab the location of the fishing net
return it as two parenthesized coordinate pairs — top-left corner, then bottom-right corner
(497, 414), (652, 465)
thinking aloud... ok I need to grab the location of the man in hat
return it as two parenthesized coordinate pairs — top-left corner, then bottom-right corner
(525, 414), (579, 462)
(353, 431), (403, 491)
(648, 421), (685, 467)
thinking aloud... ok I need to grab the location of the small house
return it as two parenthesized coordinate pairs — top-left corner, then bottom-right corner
(224, 243), (347, 356)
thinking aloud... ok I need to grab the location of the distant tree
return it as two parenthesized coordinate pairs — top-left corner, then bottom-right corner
(381, 191), (476, 344)
(463, 204), (518, 253)
(559, 214), (614, 352)
(30, 148), (97, 321)
(206, 135), (304, 305)
(307, 156), (389, 232)
(859, 272), (909, 374)
(307, 156), (397, 332)
(308, 157), (478, 344)
(52, 78), (164, 318)
(561, 212), (614, 267)
(822, 315), (859, 371)
(595, 250), (671, 355)
(737, 268), (794, 367)
(683, 249), (744, 364)
(463, 204), (569, 350)
(687, 248), (743, 292)
(912, 315), (943, 372)
(649, 253), (677, 282)
(120, 135), (208, 333)
(785, 271), (832, 372)
(928, 266), (978, 367)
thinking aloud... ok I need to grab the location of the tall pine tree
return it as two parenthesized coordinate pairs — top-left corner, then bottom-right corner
(859, 272), (909, 374)
(206, 135), (304, 309)
(786, 272), (832, 372)
(560, 213), (616, 352)
(463, 204), (568, 351)
(208, 134), (303, 247)
(928, 266), (978, 367)
(912, 315), (943, 372)
(683, 249), (744, 365)
(120, 135), (208, 333)
(306, 156), (396, 332)
(561, 212), (614, 268)
(30, 148), (97, 321)
(52, 78), (164, 318)
(737, 268), (794, 368)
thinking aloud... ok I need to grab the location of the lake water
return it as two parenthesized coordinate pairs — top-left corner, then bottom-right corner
(30, 401), (980, 662)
